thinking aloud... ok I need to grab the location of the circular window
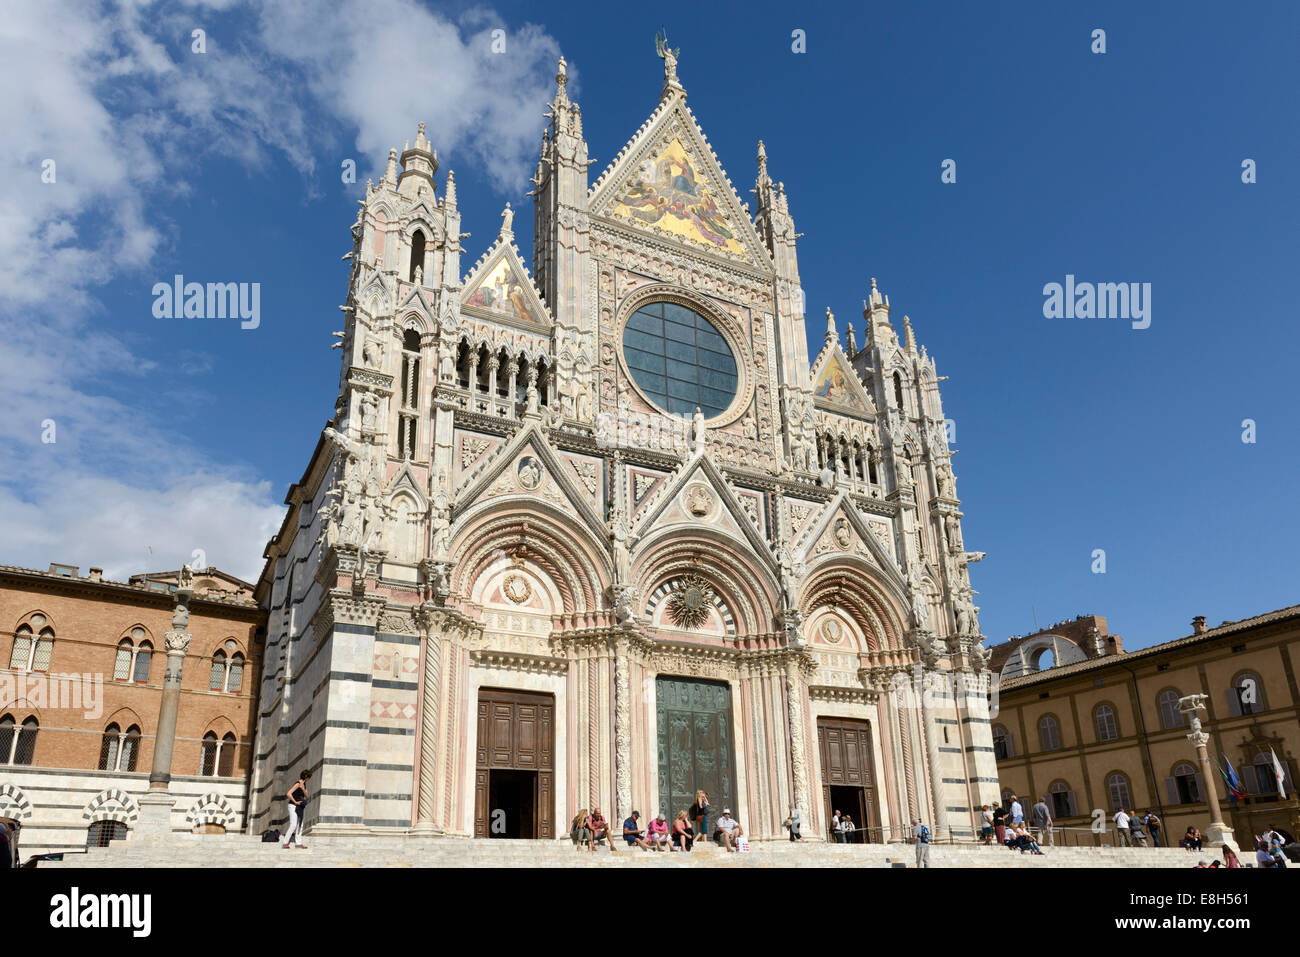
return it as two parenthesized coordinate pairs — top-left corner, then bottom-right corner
(622, 301), (737, 418)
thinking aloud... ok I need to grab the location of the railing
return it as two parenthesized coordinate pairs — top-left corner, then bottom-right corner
(820, 824), (1194, 847)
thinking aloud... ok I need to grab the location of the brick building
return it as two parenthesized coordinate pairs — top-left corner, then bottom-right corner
(0, 562), (265, 856)
(988, 605), (1300, 846)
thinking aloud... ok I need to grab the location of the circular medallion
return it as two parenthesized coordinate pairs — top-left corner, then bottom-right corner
(517, 456), (542, 490)
(503, 574), (532, 605)
(821, 617), (844, 645)
(666, 574), (714, 630)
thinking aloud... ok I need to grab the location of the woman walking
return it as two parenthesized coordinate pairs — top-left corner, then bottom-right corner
(282, 769), (312, 849)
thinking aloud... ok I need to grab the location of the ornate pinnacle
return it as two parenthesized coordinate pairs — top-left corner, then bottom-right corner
(824, 306), (838, 345)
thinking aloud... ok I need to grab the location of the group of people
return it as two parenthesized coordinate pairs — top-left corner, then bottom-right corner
(978, 795), (1050, 854)
(570, 791), (749, 852)
(829, 810), (860, 843)
(1112, 807), (1164, 846)
(1252, 827), (1290, 868)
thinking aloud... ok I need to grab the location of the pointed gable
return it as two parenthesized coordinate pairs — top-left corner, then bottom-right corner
(810, 342), (875, 417)
(588, 96), (770, 269)
(461, 241), (552, 329)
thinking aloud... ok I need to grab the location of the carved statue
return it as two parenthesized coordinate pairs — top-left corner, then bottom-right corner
(430, 562), (450, 599)
(655, 29), (680, 86)
(500, 202), (514, 236)
(360, 392), (378, 432)
(693, 407), (706, 454)
(575, 381), (593, 421)
(413, 264), (423, 286)
(611, 510), (632, 583)
(178, 564), (194, 592)
(430, 471), (451, 557)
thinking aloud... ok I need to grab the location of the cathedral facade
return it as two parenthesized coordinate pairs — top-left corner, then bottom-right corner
(250, 49), (998, 842)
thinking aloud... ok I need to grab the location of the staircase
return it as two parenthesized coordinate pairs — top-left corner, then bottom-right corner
(46, 834), (1244, 868)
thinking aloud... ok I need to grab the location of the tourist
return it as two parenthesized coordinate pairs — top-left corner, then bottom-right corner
(842, 814), (857, 844)
(1263, 826), (1288, 867)
(1223, 846), (1241, 868)
(1179, 826), (1202, 851)
(589, 807), (616, 850)
(979, 804), (994, 845)
(571, 808), (592, 849)
(831, 808), (843, 842)
(714, 808), (744, 851)
(690, 790), (710, 843)
(1113, 808), (1132, 847)
(1129, 811), (1147, 846)
(1143, 810), (1163, 847)
(647, 812), (671, 851)
(783, 804), (803, 841)
(1030, 796), (1053, 847)
(282, 769), (312, 849)
(1009, 794), (1023, 826)
(991, 802), (1008, 846)
(622, 810), (650, 849)
(1013, 823), (1044, 855)
(911, 817), (931, 868)
(672, 810), (694, 851)
(1255, 840), (1276, 868)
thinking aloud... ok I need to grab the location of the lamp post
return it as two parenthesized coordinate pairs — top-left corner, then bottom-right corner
(1177, 693), (1238, 852)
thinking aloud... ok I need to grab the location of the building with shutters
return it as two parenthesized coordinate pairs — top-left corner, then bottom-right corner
(0, 562), (264, 855)
(250, 45), (999, 845)
(989, 604), (1300, 845)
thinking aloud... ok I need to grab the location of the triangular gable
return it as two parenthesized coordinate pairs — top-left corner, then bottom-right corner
(810, 344), (874, 417)
(628, 465), (671, 518)
(800, 493), (906, 591)
(455, 422), (606, 543)
(632, 454), (774, 569)
(384, 461), (427, 508)
(461, 241), (552, 329)
(588, 98), (770, 269)
(396, 284), (437, 319)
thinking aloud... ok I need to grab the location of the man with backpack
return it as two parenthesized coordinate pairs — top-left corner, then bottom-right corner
(912, 817), (932, 868)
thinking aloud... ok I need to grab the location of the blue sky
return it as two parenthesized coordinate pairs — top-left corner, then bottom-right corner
(3, 1), (1296, 651)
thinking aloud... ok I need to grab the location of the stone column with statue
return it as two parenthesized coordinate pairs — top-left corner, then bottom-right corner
(136, 565), (196, 840)
(1178, 694), (1238, 851)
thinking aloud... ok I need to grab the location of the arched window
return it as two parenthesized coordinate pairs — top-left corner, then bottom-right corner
(1167, 762), (1201, 804)
(0, 715), (13, 764)
(9, 620), (53, 672)
(200, 731), (219, 776)
(1227, 671), (1266, 716)
(99, 723), (121, 771)
(227, 653), (244, 694)
(132, 642), (152, 684)
(113, 639), (133, 681)
(1038, 714), (1061, 752)
(1049, 780), (1077, 818)
(122, 725), (141, 772)
(893, 371), (905, 410)
(1157, 689), (1184, 730)
(217, 733), (237, 777)
(87, 820), (127, 848)
(1106, 772), (1132, 812)
(992, 725), (1013, 760)
(408, 229), (426, 283)
(1095, 703), (1119, 742)
(209, 651), (227, 691)
(16, 716), (38, 764)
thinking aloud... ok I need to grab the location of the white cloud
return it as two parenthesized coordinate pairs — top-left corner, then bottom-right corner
(0, 0), (562, 582)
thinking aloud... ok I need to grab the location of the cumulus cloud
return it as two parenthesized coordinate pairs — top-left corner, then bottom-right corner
(0, 0), (561, 583)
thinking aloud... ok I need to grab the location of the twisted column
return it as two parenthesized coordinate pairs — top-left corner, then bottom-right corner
(785, 657), (810, 819)
(614, 639), (632, 820)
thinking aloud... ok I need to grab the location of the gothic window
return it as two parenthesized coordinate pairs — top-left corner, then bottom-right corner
(115, 628), (152, 683)
(122, 725), (140, 772)
(87, 821), (127, 848)
(227, 652), (244, 694)
(218, 732), (237, 777)
(9, 619), (53, 672)
(1167, 762), (1201, 804)
(2, 716), (39, 766)
(99, 723), (120, 771)
(1227, 671), (1266, 716)
(1038, 714), (1061, 752)
(372, 209), (387, 261)
(992, 725), (1013, 760)
(209, 651), (227, 691)
(201, 731), (219, 776)
(1049, 780), (1077, 818)
(622, 301), (738, 418)
(113, 639), (132, 681)
(1157, 688), (1184, 730)
(132, 642), (152, 684)
(1095, 703), (1119, 742)
(1105, 772), (1132, 812)
(893, 371), (905, 411)
(867, 446), (879, 484)
(408, 229), (426, 283)
(98, 723), (142, 772)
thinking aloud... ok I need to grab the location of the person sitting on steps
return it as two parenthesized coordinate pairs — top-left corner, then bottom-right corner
(713, 808), (744, 851)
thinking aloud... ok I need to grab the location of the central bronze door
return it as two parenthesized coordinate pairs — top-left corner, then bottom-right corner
(656, 676), (737, 823)
(474, 688), (554, 838)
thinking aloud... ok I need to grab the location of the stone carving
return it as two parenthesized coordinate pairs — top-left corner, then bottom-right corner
(518, 456), (542, 491)
(429, 471), (451, 558)
(503, 574), (532, 604)
(461, 437), (490, 469)
(665, 575), (714, 630)
(378, 612), (417, 635)
(833, 517), (852, 549)
(572, 459), (599, 495)
(684, 485), (712, 517)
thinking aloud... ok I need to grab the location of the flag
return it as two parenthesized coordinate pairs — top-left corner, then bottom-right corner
(1220, 758), (1246, 802)
(1271, 748), (1288, 798)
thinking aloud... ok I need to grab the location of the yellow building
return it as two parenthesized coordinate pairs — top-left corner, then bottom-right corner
(989, 606), (1300, 847)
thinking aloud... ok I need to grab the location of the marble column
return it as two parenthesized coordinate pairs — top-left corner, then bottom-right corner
(137, 574), (194, 839)
(613, 638), (632, 821)
(785, 656), (810, 821)
(413, 605), (444, 833)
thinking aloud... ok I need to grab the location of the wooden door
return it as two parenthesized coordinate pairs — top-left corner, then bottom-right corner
(474, 688), (554, 838)
(818, 717), (881, 840)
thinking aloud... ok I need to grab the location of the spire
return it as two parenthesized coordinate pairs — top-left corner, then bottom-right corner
(444, 169), (457, 210)
(383, 148), (398, 186)
(554, 55), (569, 105)
(824, 306), (838, 346)
(846, 321), (857, 357)
(756, 140), (769, 186)
(903, 315), (917, 353)
(398, 122), (437, 193)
